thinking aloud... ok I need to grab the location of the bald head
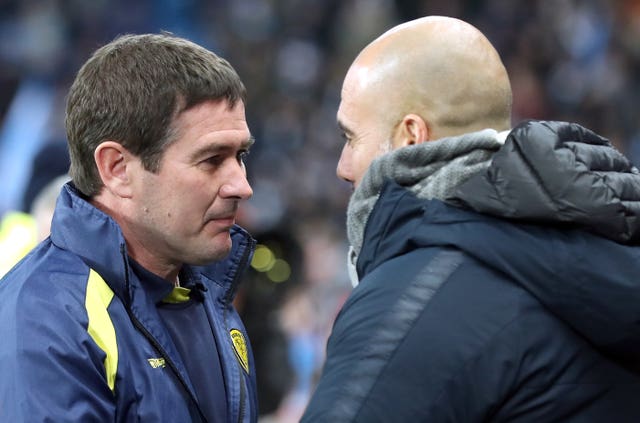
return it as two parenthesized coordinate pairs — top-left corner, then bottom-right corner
(345, 16), (511, 138)
(336, 16), (512, 186)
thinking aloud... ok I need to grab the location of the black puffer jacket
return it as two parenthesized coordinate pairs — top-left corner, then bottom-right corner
(302, 121), (640, 422)
(454, 120), (640, 366)
(455, 120), (640, 243)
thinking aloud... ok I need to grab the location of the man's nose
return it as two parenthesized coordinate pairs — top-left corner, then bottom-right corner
(336, 145), (353, 184)
(219, 163), (253, 200)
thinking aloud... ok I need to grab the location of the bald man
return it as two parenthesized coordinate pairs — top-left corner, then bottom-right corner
(302, 16), (640, 422)
(336, 16), (511, 188)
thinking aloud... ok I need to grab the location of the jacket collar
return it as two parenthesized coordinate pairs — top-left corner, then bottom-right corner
(49, 183), (255, 304)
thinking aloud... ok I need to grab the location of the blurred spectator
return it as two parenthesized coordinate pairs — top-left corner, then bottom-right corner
(0, 137), (69, 276)
(30, 174), (69, 242)
(0, 210), (36, 278)
(0, 173), (69, 277)
(21, 139), (69, 213)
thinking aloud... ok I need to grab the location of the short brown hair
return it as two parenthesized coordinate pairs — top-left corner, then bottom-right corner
(65, 33), (247, 196)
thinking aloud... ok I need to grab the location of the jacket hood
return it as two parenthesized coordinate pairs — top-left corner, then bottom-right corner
(352, 120), (640, 365)
(453, 120), (640, 242)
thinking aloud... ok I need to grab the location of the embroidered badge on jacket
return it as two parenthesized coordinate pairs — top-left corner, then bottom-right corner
(230, 329), (249, 373)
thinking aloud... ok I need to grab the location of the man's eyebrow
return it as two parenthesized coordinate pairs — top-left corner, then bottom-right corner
(244, 136), (256, 148)
(189, 136), (255, 161)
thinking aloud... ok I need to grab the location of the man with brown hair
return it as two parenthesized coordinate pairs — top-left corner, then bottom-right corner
(0, 34), (258, 422)
(302, 16), (640, 422)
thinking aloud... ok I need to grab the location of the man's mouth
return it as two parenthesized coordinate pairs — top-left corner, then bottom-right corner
(207, 214), (236, 228)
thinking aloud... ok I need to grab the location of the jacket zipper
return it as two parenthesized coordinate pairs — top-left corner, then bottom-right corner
(224, 235), (255, 423)
(224, 235), (256, 305)
(120, 245), (209, 423)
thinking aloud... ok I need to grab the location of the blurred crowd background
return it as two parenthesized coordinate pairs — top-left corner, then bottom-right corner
(1, 0), (639, 421)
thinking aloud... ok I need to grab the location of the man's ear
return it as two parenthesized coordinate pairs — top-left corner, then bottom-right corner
(94, 141), (136, 198)
(393, 114), (430, 148)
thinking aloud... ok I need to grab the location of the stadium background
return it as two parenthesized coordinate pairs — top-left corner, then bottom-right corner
(0, 0), (637, 421)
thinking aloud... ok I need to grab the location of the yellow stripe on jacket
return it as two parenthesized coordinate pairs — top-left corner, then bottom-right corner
(85, 269), (118, 393)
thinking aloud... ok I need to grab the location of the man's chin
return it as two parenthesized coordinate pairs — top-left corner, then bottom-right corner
(187, 251), (230, 266)
(194, 240), (233, 265)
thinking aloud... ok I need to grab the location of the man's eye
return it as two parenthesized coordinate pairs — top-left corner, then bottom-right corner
(341, 132), (354, 146)
(204, 156), (224, 166)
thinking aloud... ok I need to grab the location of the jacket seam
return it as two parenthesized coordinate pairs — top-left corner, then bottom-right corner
(342, 249), (465, 421)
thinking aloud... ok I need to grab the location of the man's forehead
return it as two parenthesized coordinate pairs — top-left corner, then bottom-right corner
(344, 63), (374, 93)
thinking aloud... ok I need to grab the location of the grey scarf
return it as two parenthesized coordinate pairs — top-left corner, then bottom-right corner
(346, 128), (506, 286)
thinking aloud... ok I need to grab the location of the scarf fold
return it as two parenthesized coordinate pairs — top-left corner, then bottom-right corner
(346, 128), (505, 286)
